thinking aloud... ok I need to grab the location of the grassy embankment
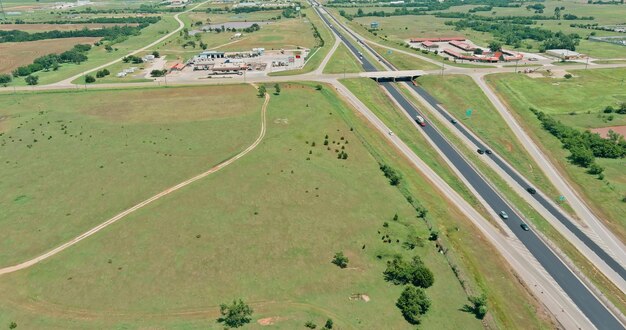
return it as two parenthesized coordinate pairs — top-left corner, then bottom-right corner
(0, 83), (482, 329)
(0, 84), (263, 266)
(485, 69), (626, 244)
(340, 78), (554, 329)
(323, 43), (362, 74)
(397, 76), (626, 315)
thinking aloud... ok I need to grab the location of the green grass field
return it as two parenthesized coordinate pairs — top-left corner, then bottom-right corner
(339, 78), (553, 329)
(0, 85), (263, 266)
(486, 69), (626, 243)
(0, 83), (484, 329)
(323, 43), (362, 74)
(370, 44), (440, 70)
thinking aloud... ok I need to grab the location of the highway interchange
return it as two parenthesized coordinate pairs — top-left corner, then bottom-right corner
(2, 1), (626, 328)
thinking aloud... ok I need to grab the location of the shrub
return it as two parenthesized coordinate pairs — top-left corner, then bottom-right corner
(217, 299), (253, 328)
(305, 321), (317, 329)
(463, 293), (488, 319)
(150, 69), (167, 77)
(603, 106), (614, 113)
(85, 75), (96, 83)
(396, 286), (431, 325)
(384, 255), (434, 288)
(25, 75), (39, 85)
(379, 163), (401, 186)
(0, 73), (12, 84)
(324, 318), (334, 329)
(332, 252), (349, 268)
(564, 73), (572, 79)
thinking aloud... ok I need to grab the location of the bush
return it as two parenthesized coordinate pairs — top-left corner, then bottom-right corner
(463, 293), (488, 319)
(588, 163), (604, 175)
(332, 252), (349, 268)
(564, 73), (572, 79)
(150, 69), (167, 77)
(0, 73), (12, 84)
(305, 321), (317, 329)
(217, 299), (253, 328)
(384, 255), (434, 288)
(379, 163), (401, 186)
(604, 106), (614, 113)
(396, 286), (431, 325)
(25, 74), (39, 85)
(324, 318), (333, 329)
(85, 75), (96, 83)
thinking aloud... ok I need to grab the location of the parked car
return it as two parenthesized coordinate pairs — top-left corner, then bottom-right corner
(477, 149), (485, 155)
(499, 211), (509, 219)
(527, 187), (537, 194)
(521, 223), (530, 231)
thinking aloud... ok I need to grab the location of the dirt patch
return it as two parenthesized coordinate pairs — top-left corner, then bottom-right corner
(257, 316), (283, 325)
(590, 125), (626, 138)
(0, 23), (138, 32)
(349, 293), (370, 302)
(0, 37), (101, 74)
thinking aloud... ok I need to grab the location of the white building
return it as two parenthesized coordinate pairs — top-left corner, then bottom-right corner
(546, 49), (584, 60)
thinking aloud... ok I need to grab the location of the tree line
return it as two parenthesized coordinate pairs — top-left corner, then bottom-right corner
(0, 24), (149, 43)
(6, 16), (160, 25)
(11, 44), (92, 77)
(530, 107), (626, 178)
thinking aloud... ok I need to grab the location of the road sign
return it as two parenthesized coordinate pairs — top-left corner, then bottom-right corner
(558, 195), (566, 202)
(465, 108), (473, 117)
(387, 49), (392, 55)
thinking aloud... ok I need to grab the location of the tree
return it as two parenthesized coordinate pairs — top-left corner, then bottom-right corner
(105, 44), (113, 52)
(332, 252), (349, 268)
(604, 106), (614, 113)
(85, 75), (96, 83)
(217, 299), (253, 328)
(305, 321), (317, 329)
(588, 163), (604, 175)
(396, 286), (431, 325)
(9, 322), (17, 329)
(463, 293), (488, 319)
(257, 85), (266, 97)
(152, 50), (160, 58)
(150, 69), (167, 77)
(324, 318), (334, 329)
(488, 40), (502, 52)
(25, 75), (39, 85)
(473, 48), (484, 55)
(384, 255), (434, 288)
(316, 84), (323, 91)
(568, 145), (594, 167)
(274, 83), (281, 95)
(554, 7), (561, 20)
(0, 74), (12, 85)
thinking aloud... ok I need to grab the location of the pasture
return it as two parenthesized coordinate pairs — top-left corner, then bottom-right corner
(0, 37), (101, 74)
(0, 84), (263, 266)
(0, 83), (483, 329)
(486, 69), (626, 242)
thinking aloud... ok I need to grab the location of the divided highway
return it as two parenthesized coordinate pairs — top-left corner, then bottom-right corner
(311, 3), (625, 329)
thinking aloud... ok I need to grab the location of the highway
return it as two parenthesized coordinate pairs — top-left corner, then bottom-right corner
(312, 3), (625, 329)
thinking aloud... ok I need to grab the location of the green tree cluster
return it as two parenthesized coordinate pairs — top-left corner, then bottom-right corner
(384, 255), (434, 288)
(217, 299), (253, 328)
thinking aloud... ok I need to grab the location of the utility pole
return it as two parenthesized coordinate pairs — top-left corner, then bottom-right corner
(440, 55), (445, 76)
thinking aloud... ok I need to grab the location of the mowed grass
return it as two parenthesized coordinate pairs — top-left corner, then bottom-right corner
(339, 78), (553, 329)
(486, 69), (626, 242)
(323, 43), (362, 74)
(0, 85), (263, 266)
(0, 37), (101, 74)
(0, 83), (481, 329)
(219, 18), (317, 51)
(370, 44), (440, 70)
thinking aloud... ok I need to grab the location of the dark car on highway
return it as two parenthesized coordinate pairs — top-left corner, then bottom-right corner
(521, 223), (530, 231)
(527, 187), (537, 194)
(477, 149), (485, 154)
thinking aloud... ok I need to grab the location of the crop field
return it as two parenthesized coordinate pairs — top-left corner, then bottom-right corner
(0, 23), (138, 32)
(0, 83), (485, 329)
(7, 15), (179, 86)
(0, 37), (101, 74)
(487, 68), (626, 242)
(0, 84), (263, 266)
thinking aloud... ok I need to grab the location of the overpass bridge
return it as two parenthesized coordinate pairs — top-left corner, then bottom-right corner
(359, 69), (426, 82)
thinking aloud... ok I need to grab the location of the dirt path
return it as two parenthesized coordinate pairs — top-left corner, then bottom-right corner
(0, 85), (270, 276)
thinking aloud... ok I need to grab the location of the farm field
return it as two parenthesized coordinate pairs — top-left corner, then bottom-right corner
(7, 15), (179, 86)
(339, 78), (553, 329)
(0, 37), (102, 74)
(0, 83), (484, 329)
(0, 84), (263, 266)
(0, 23), (139, 32)
(486, 68), (626, 243)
